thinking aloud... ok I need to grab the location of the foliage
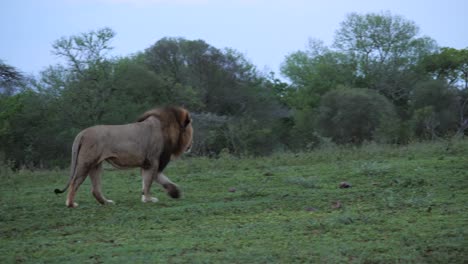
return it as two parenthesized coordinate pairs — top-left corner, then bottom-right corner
(281, 39), (356, 109)
(335, 11), (436, 108)
(144, 38), (281, 117)
(422, 47), (468, 89)
(283, 11), (437, 117)
(410, 80), (459, 139)
(52, 27), (115, 74)
(1, 11), (467, 167)
(0, 60), (24, 95)
(317, 87), (398, 144)
(0, 90), (64, 168)
(278, 11), (464, 149)
(1, 141), (467, 263)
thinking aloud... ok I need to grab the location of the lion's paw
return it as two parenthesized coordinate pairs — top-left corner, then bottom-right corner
(67, 202), (78, 208)
(105, 200), (115, 205)
(141, 195), (159, 203)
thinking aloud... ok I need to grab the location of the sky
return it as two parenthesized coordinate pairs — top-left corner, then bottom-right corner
(1, 0), (467, 77)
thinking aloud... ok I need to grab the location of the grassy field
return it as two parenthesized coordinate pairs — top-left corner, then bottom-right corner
(1, 141), (467, 263)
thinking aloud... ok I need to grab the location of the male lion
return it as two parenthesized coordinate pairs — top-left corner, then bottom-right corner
(54, 106), (193, 208)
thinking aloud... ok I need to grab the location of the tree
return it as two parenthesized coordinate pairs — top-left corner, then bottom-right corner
(280, 40), (358, 148)
(281, 39), (356, 109)
(145, 37), (281, 117)
(144, 37), (214, 111)
(0, 60), (24, 96)
(333, 11), (437, 109)
(39, 28), (118, 127)
(52, 27), (115, 76)
(421, 48), (468, 136)
(422, 47), (468, 89)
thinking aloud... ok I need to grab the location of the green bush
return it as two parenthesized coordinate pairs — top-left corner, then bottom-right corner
(410, 80), (459, 139)
(316, 87), (399, 144)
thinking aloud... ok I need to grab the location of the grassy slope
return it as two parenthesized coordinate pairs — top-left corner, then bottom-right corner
(1, 141), (467, 263)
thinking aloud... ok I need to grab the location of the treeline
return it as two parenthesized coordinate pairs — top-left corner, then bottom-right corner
(1, 11), (467, 168)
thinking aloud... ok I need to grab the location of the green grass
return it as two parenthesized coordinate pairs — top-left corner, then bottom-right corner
(1, 141), (467, 263)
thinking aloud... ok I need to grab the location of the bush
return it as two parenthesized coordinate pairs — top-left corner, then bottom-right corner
(190, 112), (229, 156)
(316, 87), (399, 144)
(288, 107), (321, 150)
(224, 117), (284, 156)
(410, 80), (459, 139)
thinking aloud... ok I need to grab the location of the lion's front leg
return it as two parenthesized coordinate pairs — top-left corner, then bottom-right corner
(141, 168), (159, 203)
(155, 173), (181, 199)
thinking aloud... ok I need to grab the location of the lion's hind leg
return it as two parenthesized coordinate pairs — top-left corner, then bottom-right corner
(66, 165), (91, 208)
(89, 163), (114, 205)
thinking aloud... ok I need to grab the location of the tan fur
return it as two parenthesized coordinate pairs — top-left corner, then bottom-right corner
(55, 106), (193, 208)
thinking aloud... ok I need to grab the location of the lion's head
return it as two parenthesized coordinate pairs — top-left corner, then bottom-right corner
(137, 106), (193, 157)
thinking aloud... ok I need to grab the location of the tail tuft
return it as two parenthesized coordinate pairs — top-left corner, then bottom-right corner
(54, 188), (64, 195)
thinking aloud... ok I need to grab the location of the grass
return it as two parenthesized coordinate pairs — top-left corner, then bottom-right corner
(1, 140), (467, 263)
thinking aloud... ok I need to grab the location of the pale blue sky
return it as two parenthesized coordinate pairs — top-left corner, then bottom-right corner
(1, 0), (467, 77)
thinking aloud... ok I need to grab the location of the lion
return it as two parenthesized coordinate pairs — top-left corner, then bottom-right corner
(54, 106), (193, 208)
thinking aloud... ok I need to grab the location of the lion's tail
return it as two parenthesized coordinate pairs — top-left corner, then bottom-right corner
(54, 133), (83, 194)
